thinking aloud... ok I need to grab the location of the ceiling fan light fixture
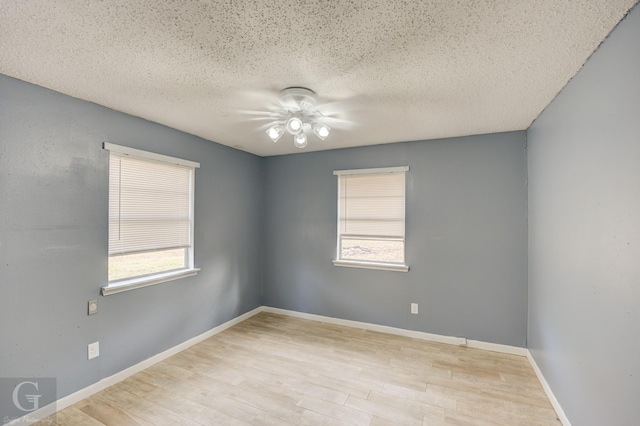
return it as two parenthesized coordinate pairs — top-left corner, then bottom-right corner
(266, 124), (284, 142)
(312, 122), (331, 140)
(265, 87), (338, 149)
(286, 117), (303, 134)
(294, 132), (307, 148)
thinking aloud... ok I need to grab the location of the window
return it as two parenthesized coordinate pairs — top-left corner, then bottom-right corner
(102, 143), (200, 295)
(333, 166), (409, 272)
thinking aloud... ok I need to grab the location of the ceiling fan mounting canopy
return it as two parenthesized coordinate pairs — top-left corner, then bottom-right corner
(279, 87), (317, 111)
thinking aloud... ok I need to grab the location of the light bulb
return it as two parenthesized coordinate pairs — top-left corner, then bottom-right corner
(312, 122), (331, 140)
(294, 133), (307, 148)
(286, 117), (303, 134)
(266, 124), (284, 142)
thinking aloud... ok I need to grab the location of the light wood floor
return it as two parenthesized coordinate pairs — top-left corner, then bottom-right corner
(38, 312), (560, 425)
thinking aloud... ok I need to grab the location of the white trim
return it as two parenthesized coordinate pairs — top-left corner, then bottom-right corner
(335, 168), (342, 263)
(188, 166), (196, 270)
(106, 143), (198, 283)
(335, 167), (409, 265)
(101, 268), (200, 296)
(333, 165), (409, 176)
(526, 350), (572, 425)
(10, 306), (264, 425)
(261, 307), (528, 356)
(332, 259), (409, 272)
(103, 142), (200, 169)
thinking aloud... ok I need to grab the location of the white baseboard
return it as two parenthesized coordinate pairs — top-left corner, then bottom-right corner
(526, 350), (571, 426)
(262, 306), (528, 356)
(10, 306), (264, 425)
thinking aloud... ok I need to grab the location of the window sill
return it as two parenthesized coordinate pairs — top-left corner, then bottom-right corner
(101, 268), (201, 296)
(332, 260), (409, 272)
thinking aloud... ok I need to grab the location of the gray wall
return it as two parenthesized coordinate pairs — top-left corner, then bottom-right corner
(527, 5), (640, 426)
(262, 132), (528, 347)
(0, 74), (263, 408)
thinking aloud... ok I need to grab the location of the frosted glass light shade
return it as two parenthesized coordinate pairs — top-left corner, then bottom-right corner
(312, 122), (331, 140)
(286, 117), (303, 134)
(266, 124), (284, 142)
(294, 132), (307, 148)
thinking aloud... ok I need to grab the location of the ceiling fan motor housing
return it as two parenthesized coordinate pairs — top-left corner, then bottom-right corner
(280, 87), (317, 112)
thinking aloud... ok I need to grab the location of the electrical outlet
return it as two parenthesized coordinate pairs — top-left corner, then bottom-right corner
(457, 337), (467, 347)
(88, 299), (98, 315)
(410, 303), (419, 314)
(88, 342), (99, 359)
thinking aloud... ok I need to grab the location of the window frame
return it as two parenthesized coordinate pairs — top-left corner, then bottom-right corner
(332, 166), (409, 272)
(101, 143), (200, 295)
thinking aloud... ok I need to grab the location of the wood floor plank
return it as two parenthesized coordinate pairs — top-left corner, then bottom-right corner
(344, 394), (424, 425)
(76, 396), (152, 426)
(367, 389), (445, 422)
(304, 371), (379, 400)
(380, 382), (457, 410)
(443, 410), (506, 426)
(97, 386), (201, 426)
(51, 406), (107, 426)
(34, 312), (560, 426)
(191, 407), (253, 426)
(141, 386), (209, 419)
(371, 416), (405, 425)
(297, 395), (374, 425)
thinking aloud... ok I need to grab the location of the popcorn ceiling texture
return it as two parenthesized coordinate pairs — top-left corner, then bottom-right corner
(0, 0), (636, 156)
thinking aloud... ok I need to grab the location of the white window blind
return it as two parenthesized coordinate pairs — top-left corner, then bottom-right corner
(338, 172), (406, 239)
(108, 153), (194, 255)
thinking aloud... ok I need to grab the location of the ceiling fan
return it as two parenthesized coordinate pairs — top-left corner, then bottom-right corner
(236, 87), (360, 149)
(265, 87), (331, 148)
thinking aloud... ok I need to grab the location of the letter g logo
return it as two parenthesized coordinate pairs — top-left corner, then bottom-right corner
(12, 381), (41, 412)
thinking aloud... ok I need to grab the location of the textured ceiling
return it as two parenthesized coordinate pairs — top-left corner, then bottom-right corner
(0, 1), (636, 156)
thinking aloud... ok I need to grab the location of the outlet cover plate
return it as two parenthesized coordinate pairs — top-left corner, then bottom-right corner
(88, 299), (98, 315)
(410, 303), (419, 314)
(88, 341), (99, 359)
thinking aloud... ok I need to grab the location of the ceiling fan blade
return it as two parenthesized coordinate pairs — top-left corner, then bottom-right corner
(226, 103), (288, 124)
(224, 88), (287, 114)
(232, 108), (280, 117)
(320, 116), (359, 130)
(244, 116), (282, 122)
(234, 109), (269, 116)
